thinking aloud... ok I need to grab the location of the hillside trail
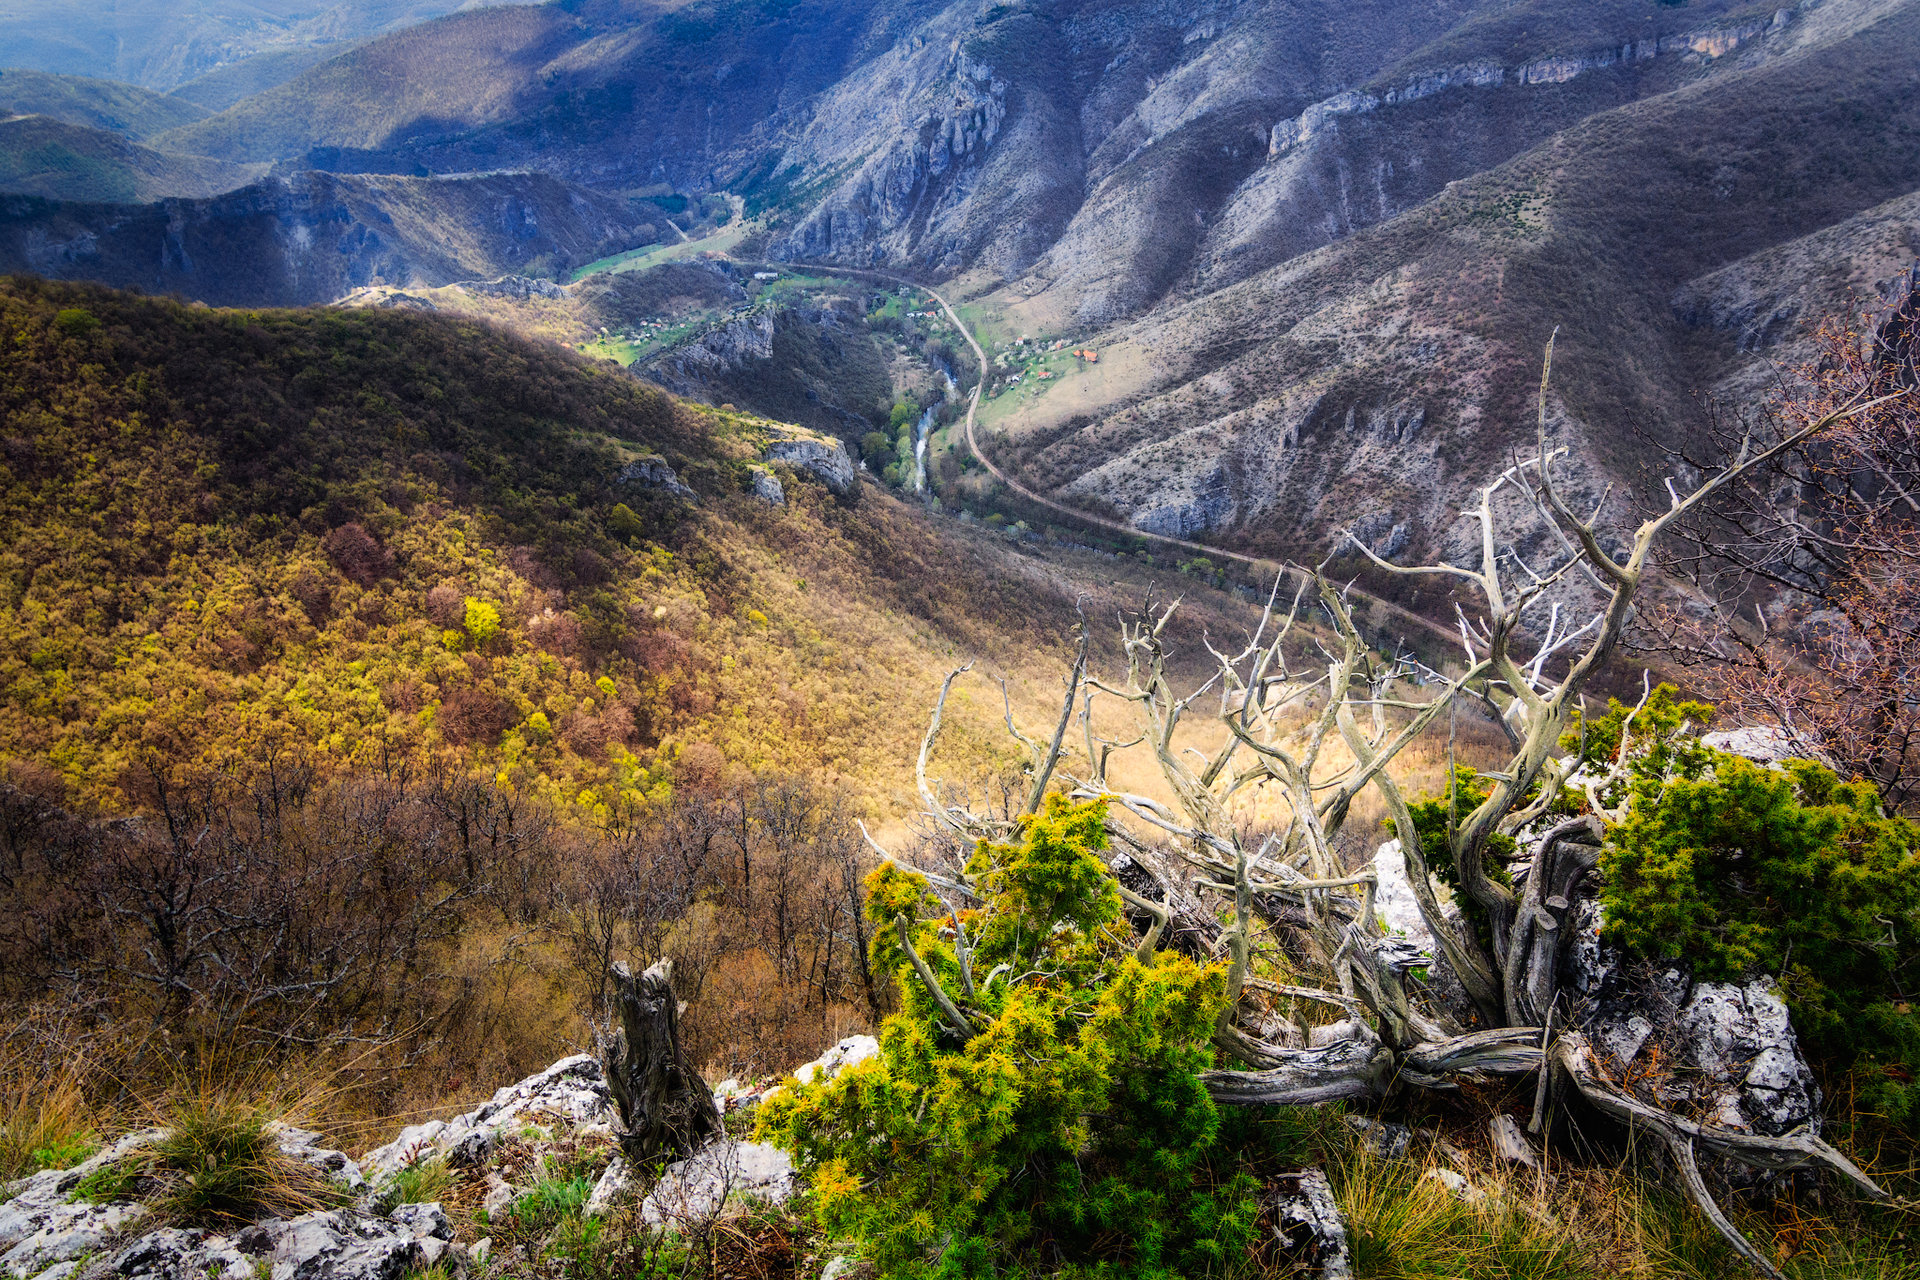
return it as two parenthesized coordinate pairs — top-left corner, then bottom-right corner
(752, 260), (1462, 653)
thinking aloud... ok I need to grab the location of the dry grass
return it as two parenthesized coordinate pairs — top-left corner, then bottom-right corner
(1327, 1113), (1920, 1280)
(133, 1071), (352, 1226)
(0, 1057), (97, 1182)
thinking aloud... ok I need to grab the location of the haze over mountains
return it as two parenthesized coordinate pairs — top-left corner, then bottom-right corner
(1, 0), (1917, 571)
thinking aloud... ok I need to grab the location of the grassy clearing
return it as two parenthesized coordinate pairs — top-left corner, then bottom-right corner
(570, 204), (755, 284)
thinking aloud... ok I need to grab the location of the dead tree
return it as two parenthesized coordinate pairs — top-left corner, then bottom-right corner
(864, 340), (1901, 1279)
(604, 958), (720, 1163)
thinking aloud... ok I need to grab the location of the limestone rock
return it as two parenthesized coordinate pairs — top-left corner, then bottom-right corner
(650, 312), (776, 390)
(95, 1203), (458, 1280)
(360, 1054), (613, 1182)
(583, 1157), (632, 1219)
(1701, 725), (1815, 767)
(271, 1126), (366, 1192)
(1563, 899), (1821, 1141)
(765, 436), (857, 497)
(108, 1228), (254, 1280)
(749, 467), (785, 506)
(792, 1036), (878, 1087)
(614, 456), (696, 503)
(639, 1141), (795, 1227)
(459, 275), (568, 301)
(228, 1205), (462, 1280)
(0, 1132), (162, 1279)
(1266, 1169), (1351, 1280)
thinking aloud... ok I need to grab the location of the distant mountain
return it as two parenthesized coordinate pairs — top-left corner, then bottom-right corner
(0, 171), (662, 305)
(7, 0), (1920, 580)
(0, 69), (208, 138)
(0, 116), (264, 202)
(0, 0), (544, 90)
(167, 44), (366, 113)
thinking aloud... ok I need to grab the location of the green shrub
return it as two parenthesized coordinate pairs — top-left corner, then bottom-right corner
(608, 503), (647, 542)
(1563, 683), (1717, 813)
(1577, 688), (1920, 1138)
(510, 1175), (593, 1235)
(463, 598), (501, 647)
(52, 307), (98, 337)
(759, 797), (1262, 1279)
(1602, 756), (1920, 1085)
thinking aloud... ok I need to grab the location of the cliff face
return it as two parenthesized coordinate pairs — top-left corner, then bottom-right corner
(643, 302), (893, 442)
(0, 171), (656, 305)
(6, 0), (1919, 573)
(962, 0), (1920, 564)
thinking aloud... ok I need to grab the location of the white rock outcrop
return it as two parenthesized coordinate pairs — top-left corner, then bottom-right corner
(359, 1054), (613, 1182)
(1564, 898), (1821, 1139)
(764, 436), (857, 497)
(639, 1142), (796, 1226)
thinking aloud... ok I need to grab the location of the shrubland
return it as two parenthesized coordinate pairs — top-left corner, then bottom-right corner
(0, 274), (1147, 1135)
(7, 276), (1920, 1280)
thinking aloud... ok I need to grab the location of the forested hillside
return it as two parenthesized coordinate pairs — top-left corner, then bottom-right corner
(0, 276), (1097, 817)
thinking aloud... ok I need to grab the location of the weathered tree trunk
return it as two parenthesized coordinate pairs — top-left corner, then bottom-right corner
(603, 958), (720, 1163)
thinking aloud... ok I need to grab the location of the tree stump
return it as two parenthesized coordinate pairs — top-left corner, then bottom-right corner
(603, 958), (720, 1163)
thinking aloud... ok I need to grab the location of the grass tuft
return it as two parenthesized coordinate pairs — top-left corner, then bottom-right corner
(144, 1091), (345, 1226)
(509, 1175), (594, 1236)
(378, 1155), (454, 1211)
(1336, 1139), (1592, 1279)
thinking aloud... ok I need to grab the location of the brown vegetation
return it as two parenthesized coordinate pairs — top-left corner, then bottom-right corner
(1654, 271), (1920, 805)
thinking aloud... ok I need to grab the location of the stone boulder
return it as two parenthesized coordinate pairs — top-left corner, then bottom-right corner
(105, 1204), (460, 1280)
(2, 1125), (382, 1280)
(583, 1140), (798, 1225)
(2, 1132), (164, 1279)
(1563, 899), (1820, 1139)
(360, 1054), (613, 1182)
(459, 275), (567, 301)
(791, 1035), (879, 1086)
(614, 456), (696, 503)
(748, 467), (784, 506)
(271, 1127), (366, 1193)
(640, 1142), (795, 1227)
(765, 436), (857, 497)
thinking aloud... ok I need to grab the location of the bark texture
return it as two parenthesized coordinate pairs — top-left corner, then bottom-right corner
(603, 958), (720, 1163)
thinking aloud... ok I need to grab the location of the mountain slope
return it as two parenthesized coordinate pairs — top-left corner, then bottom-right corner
(0, 277), (1194, 816)
(948, 0), (1920, 567)
(0, 171), (663, 305)
(0, 69), (208, 138)
(0, 116), (264, 202)
(0, 0), (546, 90)
(5, 0), (1919, 597)
(166, 44), (365, 113)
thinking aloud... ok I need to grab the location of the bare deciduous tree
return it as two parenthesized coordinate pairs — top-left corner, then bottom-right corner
(1651, 271), (1920, 808)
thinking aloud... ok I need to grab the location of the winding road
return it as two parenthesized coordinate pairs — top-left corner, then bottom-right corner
(760, 261), (1460, 648)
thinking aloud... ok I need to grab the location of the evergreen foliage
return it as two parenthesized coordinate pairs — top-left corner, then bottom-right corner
(1569, 688), (1920, 1136)
(760, 798), (1271, 1279)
